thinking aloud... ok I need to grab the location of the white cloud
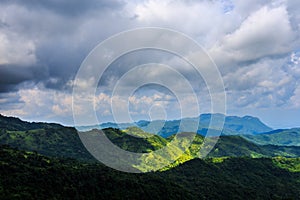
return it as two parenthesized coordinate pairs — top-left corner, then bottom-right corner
(211, 5), (295, 67)
(0, 87), (73, 123)
(131, 0), (240, 47)
(224, 56), (300, 109)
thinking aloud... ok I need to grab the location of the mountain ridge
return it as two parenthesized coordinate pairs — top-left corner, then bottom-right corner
(1, 114), (300, 173)
(1, 113), (300, 199)
(76, 113), (272, 137)
(242, 128), (300, 146)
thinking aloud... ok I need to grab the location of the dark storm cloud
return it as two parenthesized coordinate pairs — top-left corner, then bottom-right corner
(34, 42), (86, 91)
(0, 64), (48, 93)
(0, 0), (128, 94)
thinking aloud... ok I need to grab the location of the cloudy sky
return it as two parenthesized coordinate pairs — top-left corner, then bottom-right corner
(0, 0), (300, 129)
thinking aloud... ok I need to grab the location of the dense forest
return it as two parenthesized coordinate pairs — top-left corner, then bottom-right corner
(1, 145), (300, 199)
(1, 114), (300, 199)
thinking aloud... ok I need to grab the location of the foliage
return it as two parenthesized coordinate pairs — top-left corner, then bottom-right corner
(103, 128), (168, 153)
(0, 127), (94, 162)
(208, 135), (300, 158)
(273, 157), (300, 172)
(1, 145), (300, 199)
(243, 128), (300, 146)
(1, 114), (300, 172)
(1, 114), (300, 199)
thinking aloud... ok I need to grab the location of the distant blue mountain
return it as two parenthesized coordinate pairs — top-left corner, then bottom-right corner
(76, 114), (272, 138)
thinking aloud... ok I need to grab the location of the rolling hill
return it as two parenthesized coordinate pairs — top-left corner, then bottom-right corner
(208, 135), (300, 158)
(1, 145), (300, 199)
(0, 114), (299, 168)
(0, 114), (94, 161)
(242, 128), (300, 146)
(1, 114), (300, 199)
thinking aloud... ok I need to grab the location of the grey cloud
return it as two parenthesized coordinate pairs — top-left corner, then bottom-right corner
(1, 0), (300, 125)
(287, 0), (300, 30)
(284, 53), (300, 79)
(1, 0), (124, 17)
(225, 56), (300, 109)
(0, 92), (22, 110)
(0, 20), (9, 28)
(0, 64), (48, 93)
(224, 57), (289, 91)
(0, 0), (129, 93)
(97, 49), (206, 96)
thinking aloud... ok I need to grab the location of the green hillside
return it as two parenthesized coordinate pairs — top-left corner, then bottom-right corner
(0, 117), (94, 161)
(1, 145), (300, 199)
(0, 114), (64, 131)
(84, 129), (300, 171)
(1, 114), (300, 172)
(208, 135), (300, 158)
(242, 128), (300, 146)
(105, 127), (168, 153)
(1, 114), (300, 199)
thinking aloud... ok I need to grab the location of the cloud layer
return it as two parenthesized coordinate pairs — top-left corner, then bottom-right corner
(0, 0), (300, 128)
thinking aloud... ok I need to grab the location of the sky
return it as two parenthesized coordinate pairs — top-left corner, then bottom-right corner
(0, 0), (300, 129)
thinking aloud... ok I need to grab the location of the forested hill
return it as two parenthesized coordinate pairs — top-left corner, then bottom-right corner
(0, 114), (94, 161)
(1, 114), (300, 199)
(242, 128), (300, 146)
(1, 114), (300, 171)
(1, 145), (300, 199)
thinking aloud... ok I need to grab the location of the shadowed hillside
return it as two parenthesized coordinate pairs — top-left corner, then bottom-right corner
(1, 145), (300, 199)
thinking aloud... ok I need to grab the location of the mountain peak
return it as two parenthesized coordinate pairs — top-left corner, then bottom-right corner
(76, 113), (273, 137)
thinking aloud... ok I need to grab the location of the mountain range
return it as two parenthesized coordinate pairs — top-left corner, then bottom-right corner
(1, 114), (300, 168)
(77, 113), (273, 137)
(1, 113), (300, 199)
